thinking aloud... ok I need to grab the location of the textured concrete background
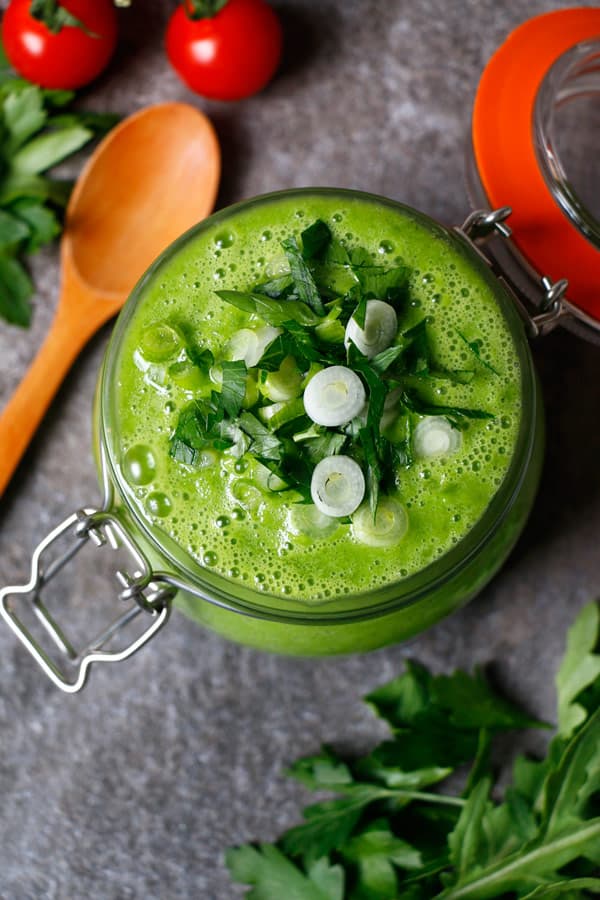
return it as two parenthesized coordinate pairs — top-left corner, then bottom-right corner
(0, 2), (599, 898)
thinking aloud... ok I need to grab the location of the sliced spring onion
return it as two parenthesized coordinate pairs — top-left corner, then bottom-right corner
(265, 254), (291, 277)
(310, 455), (365, 517)
(258, 397), (305, 430)
(253, 462), (288, 492)
(413, 416), (462, 458)
(344, 299), (398, 358)
(260, 355), (304, 402)
(225, 326), (281, 367)
(352, 497), (409, 547)
(242, 373), (260, 409)
(303, 365), (366, 427)
(301, 362), (324, 390)
(380, 386), (402, 431)
(287, 504), (340, 541)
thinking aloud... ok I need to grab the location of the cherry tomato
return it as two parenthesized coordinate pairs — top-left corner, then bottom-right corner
(166, 0), (282, 102)
(2, 0), (118, 90)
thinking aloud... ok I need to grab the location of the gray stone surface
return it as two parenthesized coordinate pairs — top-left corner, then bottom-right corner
(0, 1), (599, 897)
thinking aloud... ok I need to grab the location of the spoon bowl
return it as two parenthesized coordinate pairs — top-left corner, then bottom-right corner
(0, 102), (220, 498)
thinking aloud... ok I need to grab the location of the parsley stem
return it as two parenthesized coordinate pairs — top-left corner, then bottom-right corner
(384, 788), (466, 808)
(439, 818), (600, 899)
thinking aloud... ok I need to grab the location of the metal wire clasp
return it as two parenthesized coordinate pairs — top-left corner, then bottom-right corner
(455, 207), (574, 338)
(0, 507), (175, 693)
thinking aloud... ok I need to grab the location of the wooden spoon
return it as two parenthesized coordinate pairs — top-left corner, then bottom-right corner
(0, 102), (220, 499)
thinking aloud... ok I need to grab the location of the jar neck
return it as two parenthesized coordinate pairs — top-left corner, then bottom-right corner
(533, 38), (600, 251)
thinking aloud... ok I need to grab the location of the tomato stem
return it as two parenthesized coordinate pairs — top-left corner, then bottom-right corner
(29, 0), (97, 35)
(184, 0), (229, 20)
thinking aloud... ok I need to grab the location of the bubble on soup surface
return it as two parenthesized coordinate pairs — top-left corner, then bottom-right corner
(123, 445), (156, 485)
(146, 492), (172, 517)
(214, 231), (234, 249)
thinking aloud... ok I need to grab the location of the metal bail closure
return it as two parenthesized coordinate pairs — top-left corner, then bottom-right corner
(456, 207), (572, 339)
(0, 508), (175, 693)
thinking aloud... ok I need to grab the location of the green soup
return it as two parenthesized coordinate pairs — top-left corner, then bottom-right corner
(102, 189), (541, 654)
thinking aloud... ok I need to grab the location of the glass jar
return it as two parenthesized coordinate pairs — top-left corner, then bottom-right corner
(101, 189), (544, 656)
(0, 188), (544, 691)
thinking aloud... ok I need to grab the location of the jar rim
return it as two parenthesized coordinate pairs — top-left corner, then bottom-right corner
(533, 37), (600, 253)
(99, 187), (538, 626)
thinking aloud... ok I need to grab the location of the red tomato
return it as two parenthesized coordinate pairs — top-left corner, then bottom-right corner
(166, 0), (282, 102)
(2, 0), (118, 90)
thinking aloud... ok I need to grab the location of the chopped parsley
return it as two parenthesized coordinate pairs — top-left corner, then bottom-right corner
(170, 219), (497, 515)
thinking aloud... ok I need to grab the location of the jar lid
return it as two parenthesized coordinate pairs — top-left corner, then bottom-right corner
(472, 8), (600, 323)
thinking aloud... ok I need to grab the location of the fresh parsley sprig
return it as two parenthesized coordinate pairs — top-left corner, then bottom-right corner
(227, 601), (600, 899)
(0, 42), (118, 326)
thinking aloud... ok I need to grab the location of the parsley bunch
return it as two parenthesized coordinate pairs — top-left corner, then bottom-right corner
(227, 601), (600, 898)
(0, 42), (118, 326)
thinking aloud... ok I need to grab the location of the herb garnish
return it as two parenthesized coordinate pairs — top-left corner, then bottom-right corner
(227, 601), (600, 899)
(172, 219), (496, 515)
(0, 42), (118, 326)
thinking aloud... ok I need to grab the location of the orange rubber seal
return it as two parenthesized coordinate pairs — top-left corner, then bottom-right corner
(472, 8), (600, 321)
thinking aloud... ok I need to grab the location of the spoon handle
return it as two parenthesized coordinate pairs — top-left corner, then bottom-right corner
(0, 289), (108, 499)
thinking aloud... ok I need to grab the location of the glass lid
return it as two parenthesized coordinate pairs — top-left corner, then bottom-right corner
(470, 8), (600, 337)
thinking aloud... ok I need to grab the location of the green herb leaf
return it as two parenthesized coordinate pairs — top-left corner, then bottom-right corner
(11, 125), (93, 175)
(11, 199), (60, 251)
(281, 785), (396, 860)
(287, 746), (354, 790)
(47, 111), (121, 134)
(238, 411), (283, 462)
(340, 819), (423, 898)
(0, 208), (31, 250)
(349, 251), (409, 304)
(0, 173), (72, 208)
(447, 776), (493, 878)
(220, 359), (247, 418)
(456, 329), (501, 376)
(0, 253), (32, 325)
(282, 235), (326, 316)
(401, 389), (494, 427)
(225, 843), (339, 900)
(169, 396), (225, 464)
(292, 427), (346, 468)
(556, 601), (600, 738)
(520, 879), (600, 899)
(253, 274), (295, 299)
(301, 219), (332, 260)
(2, 86), (46, 151)
(216, 290), (321, 328)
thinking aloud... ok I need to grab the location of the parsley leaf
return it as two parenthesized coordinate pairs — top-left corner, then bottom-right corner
(0, 253), (33, 326)
(220, 360), (247, 418)
(301, 219), (332, 260)
(216, 289), (321, 327)
(225, 843), (342, 900)
(282, 235), (326, 316)
(401, 389), (494, 428)
(238, 411), (283, 462)
(556, 601), (600, 738)
(456, 329), (501, 376)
